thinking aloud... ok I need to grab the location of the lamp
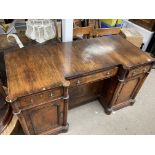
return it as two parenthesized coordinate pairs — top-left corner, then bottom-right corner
(25, 19), (56, 43)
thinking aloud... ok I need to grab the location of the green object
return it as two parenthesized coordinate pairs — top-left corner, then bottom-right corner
(100, 19), (122, 26)
(116, 19), (123, 24)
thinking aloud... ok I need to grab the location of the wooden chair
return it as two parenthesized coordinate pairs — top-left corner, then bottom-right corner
(73, 26), (93, 40)
(93, 27), (121, 37)
(0, 80), (6, 99)
(0, 80), (13, 134)
(87, 19), (101, 29)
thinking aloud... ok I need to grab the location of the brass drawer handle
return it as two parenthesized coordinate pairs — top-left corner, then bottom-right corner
(106, 72), (110, 76)
(29, 98), (33, 104)
(76, 80), (80, 85)
(143, 68), (147, 73)
(49, 92), (53, 97)
(132, 71), (136, 75)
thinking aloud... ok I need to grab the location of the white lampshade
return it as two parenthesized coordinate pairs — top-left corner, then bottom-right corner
(25, 19), (56, 43)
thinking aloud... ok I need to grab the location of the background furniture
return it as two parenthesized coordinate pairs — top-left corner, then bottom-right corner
(120, 28), (143, 48)
(129, 19), (155, 32)
(73, 19), (101, 29)
(73, 26), (93, 40)
(147, 33), (155, 56)
(123, 20), (154, 51)
(1, 115), (19, 135)
(0, 80), (13, 134)
(73, 27), (121, 40)
(93, 27), (121, 37)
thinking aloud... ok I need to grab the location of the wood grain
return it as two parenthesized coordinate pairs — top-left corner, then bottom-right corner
(93, 28), (121, 37)
(5, 35), (155, 102)
(4, 35), (155, 134)
(73, 26), (93, 39)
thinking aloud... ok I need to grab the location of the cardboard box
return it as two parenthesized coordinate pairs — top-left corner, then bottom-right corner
(120, 28), (143, 48)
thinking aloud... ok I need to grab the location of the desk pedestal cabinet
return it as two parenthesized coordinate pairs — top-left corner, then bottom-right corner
(10, 85), (69, 135)
(100, 64), (152, 114)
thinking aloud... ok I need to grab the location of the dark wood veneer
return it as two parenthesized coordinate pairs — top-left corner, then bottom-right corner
(4, 35), (155, 134)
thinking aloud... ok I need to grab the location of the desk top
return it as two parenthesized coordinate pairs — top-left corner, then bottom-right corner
(5, 35), (155, 101)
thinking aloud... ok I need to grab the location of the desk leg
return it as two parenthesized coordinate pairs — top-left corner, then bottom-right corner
(62, 81), (70, 132)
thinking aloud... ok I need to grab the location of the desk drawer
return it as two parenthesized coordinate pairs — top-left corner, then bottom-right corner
(70, 67), (118, 87)
(127, 64), (151, 78)
(18, 88), (63, 109)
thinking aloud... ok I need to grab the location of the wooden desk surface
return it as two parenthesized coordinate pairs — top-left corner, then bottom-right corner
(5, 35), (154, 101)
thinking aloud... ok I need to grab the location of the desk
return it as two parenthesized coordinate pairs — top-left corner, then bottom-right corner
(5, 35), (155, 134)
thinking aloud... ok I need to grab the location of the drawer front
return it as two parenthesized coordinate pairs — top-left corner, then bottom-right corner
(127, 64), (151, 78)
(70, 67), (118, 87)
(22, 99), (65, 134)
(18, 88), (63, 109)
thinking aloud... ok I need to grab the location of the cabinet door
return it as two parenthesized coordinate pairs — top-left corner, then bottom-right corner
(114, 75), (145, 106)
(22, 100), (64, 135)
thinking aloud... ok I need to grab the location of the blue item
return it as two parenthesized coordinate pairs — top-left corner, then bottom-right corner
(101, 22), (113, 28)
(101, 22), (123, 28)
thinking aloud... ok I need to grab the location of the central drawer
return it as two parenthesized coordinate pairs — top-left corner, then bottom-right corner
(69, 67), (118, 87)
(17, 87), (63, 109)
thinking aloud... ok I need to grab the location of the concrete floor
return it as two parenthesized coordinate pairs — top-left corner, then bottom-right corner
(61, 69), (155, 135)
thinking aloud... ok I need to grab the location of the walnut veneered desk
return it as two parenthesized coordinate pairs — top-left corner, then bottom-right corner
(4, 35), (155, 135)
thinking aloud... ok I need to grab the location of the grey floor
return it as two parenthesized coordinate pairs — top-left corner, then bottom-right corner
(61, 69), (155, 135)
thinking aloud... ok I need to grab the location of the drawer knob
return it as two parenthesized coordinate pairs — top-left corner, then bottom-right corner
(76, 80), (80, 85)
(143, 68), (147, 72)
(106, 72), (110, 75)
(133, 71), (136, 75)
(30, 98), (33, 104)
(49, 93), (53, 97)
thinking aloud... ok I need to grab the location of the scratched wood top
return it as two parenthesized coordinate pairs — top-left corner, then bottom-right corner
(5, 35), (155, 101)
